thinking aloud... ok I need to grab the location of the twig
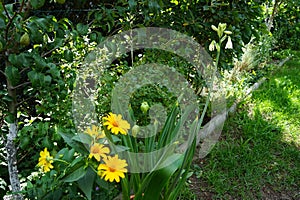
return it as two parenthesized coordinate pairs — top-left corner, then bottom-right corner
(2, 2), (11, 20)
(41, 47), (58, 57)
(10, 82), (30, 90)
(19, 67), (30, 74)
(41, 38), (71, 57)
(0, 69), (6, 77)
(4, 0), (26, 44)
(18, 0), (26, 14)
(16, 96), (35, 107)
(5, 9), (18, 42)
(17, 145), (36, 164)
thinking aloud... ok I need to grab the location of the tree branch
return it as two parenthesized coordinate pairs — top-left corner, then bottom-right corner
(18, 0), (26, 14)
(41, 47), (58, 57)
(0, 69), (6, 77)
(4, 0), (26, 46)
(10, 81), (30, 90)
(5, 10), (18, 42)
(19, 67), (30, 74)
(2, 2), (11, 20)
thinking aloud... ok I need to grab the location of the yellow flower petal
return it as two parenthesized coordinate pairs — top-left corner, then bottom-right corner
(89, 143), (110, 161)
(97, 155), (128, 183)
(85, 125), (105, 139)
(37, 148), (54, 173)
(103, 113), (130, 135)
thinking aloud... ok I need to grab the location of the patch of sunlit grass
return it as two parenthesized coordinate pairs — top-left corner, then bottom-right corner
(192, 54), (300, 199)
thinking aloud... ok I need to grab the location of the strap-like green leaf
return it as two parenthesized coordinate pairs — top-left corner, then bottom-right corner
(136, 154), (183, 200)
(77, 167), (96, 200)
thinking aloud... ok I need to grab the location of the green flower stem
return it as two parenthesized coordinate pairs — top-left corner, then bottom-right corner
(103, 128), (119, 154)
(90, 165), (98, 174)
(215, 39), (222, 69)
(121, 175), (130, 200)
(52, 158), (69, 165)
(197, 37), (221, 132)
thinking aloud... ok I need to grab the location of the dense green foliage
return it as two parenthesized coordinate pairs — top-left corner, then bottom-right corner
(273, 1), (300, 50)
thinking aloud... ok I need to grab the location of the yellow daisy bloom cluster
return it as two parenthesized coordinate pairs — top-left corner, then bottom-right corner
(37, 148), (54, 173)
(84, 125), (109, 162)
(84, 113), (130, 183)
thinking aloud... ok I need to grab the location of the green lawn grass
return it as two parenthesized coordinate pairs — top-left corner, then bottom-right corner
(190, 54), (300, 199)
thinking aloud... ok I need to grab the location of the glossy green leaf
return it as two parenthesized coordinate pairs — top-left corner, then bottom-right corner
(70, 157), (84, 167)
(76, 23), (89, 35)
(77, 167), (96, 200)
(33, 54), (47, 68)
(135, 154), (183, 199)
(30, 0), (45, 9)
(48, 63), (60, 78)
(5, 65), (20, 86)
(42, 136), (51, 149)
(27, 70), (40, 86)
(31, 30), (44, 44)
(50, 38), (64, 49)
(72, 133), (92, 145)
(0, 17), (5, 29)
(20, 136), (31, 149)
(64, 50), (74, 62)
(42, 189), (63, 200)
(58, 130), (88, 154)
(5, 113), (15, 123)
(2, 95), (13, 102)
(44, 75), (52, 85)
(8, 53), (32, 67)
(63, 166), (86, 182)
(35, 17), (51, 31)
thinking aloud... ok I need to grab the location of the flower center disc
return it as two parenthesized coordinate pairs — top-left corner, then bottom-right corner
(109, 167), (116, 172)
(112, 121), (119, 127)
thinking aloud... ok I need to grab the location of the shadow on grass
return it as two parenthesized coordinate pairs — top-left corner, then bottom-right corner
(190, 58), (300, 199)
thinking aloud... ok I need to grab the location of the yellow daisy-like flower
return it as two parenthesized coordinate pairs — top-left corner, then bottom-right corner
(85, 125), (105, 139)
(97, 155), (128, 183)
(103, 113), (130, 135)
(89, 143), (110, 161)
(37, 148), (54, 173)
(97, 130), (106, 140)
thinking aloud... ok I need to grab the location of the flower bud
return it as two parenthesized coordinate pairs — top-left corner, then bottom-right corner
(131, 125), (140, 137)
(225, 36), (233, 49)
(140, 102), (150, 114)
(211, 25), (218, 32)
(219, 23), (227, 31)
